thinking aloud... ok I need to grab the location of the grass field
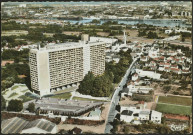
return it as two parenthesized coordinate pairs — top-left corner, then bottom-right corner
(11, 86), (19, 90)
(72, 96), (107, 102)
(19, 95), (34, 102)
(21, 89), (29, 93)
(158, 96), (192, 106)
(53, 87), (77, 94)
(51, 92), (72, 99)
(8, 92), (18, 98)
(155, 103), (192, 115)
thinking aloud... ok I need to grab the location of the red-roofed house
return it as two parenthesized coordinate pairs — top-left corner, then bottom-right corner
(182, 70), (190, 74)
(171, 65), (178, 68)
(164, 63), (171, 68)
(159, 62), (165, 66)
(171, 68), (181, 74)
(140, 56), (149, 62)
(153, 58), (159, 61)
(164, 67), (170, 72)
(158, 62), (165, 71)
(149, 61), (156, 67)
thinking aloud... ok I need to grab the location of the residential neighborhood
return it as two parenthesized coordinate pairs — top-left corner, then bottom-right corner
(1, 1), (192, 134)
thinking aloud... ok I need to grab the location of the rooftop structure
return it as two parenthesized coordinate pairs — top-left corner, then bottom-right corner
(1, 117), (57, 134)
(89, 108), (102, 120)
(21, 119), (57, 134)
(1, 117), (29, 134)
(24, 98), (103, 116)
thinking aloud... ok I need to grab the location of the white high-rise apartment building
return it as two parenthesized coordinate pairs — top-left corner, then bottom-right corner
(29, 36), (105, 96)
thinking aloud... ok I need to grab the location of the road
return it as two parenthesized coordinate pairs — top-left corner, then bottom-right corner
(104, 57), (139, 133)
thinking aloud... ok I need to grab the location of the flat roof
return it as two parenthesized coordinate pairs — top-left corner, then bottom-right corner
(1, 117), (29, 134)
(139, 109), (151, 115)
(30, 41), (105, 53)
(23, 119), (56, 132)
(24, 98), (103, 115)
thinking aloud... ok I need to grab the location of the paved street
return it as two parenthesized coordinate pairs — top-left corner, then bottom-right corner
(104, 57), (139, 133)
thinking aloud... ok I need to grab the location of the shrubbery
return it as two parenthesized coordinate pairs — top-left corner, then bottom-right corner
(7, 99), (23, 112)
(65, 118), (105, 126)
(132, 94), (153, 102)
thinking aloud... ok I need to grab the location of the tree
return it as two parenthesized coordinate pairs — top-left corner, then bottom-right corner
(91, 19), (100, 24)
(138, 30), (147, 37)
(7, 99), (23, 112)
(147, 31), (158, 39)
(28, 102), (35, 112)
(124, 126), (130, 134)
(163, 86), (171, 93)
(77, 71), (95, 95)
(149, 90), (154, 95)
(1, 96), (6, 110)
(14, 57), (20, 63)
(181, 37), (185, 42)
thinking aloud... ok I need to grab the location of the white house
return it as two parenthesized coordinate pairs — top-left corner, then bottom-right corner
(150, 110), (162, 124)
(135, 69), (161, 80)
(132, 73), (139, 81)
(144, 15), (152, 19)
(88, 108), (101, 120)
(127, 83), (153, 94)
(149, 61), (156, 67)
(165, 30), (173, 34)
(158, 66), (165, 71)
(140, 56), (149, 62)
(164, 63), (171, 68)
(120, 104), (146, 123)
(120, 105), (162, 124)
(139, 109), (151, 121)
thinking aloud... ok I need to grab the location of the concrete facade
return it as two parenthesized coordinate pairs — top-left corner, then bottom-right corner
(29, 41), (105, 96)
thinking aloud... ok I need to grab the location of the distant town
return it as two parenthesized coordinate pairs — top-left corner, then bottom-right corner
(1, 1), (192, 134)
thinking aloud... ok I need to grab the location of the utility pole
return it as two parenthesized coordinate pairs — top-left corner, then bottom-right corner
(123, 29), (127, 45)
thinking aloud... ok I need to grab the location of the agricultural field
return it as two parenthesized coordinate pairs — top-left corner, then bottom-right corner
(155, 103), (192, 115)
(158, 96), (192, 106)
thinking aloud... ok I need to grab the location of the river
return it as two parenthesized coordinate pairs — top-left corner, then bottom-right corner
(60, 19), (191, 28)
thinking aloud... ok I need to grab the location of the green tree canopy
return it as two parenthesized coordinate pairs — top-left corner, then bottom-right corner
(28, 102), (35, 112)
(1, 96), (6, 110)
(7, 99), (23, 112)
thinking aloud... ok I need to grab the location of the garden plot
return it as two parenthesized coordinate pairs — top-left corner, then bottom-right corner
(156, 96), (192, 115)
(158, 96), (192, 106)
(155, 103), (192, 115)
(2, 83), (32, 102)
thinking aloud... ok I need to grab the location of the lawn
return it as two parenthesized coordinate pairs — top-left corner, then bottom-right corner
(11, 86), (19, 90)
(8, 92), (18, 98)
(51, 92), (72, 99)
(19, 95), (34, 102)
(72, 96), (107, 102)
(2, 90), (7, 95)
(155, 103), (192, 115)
(158, 96), (192, 106)
(21, 89), (29, 93)
(53, 87), (77, 94)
